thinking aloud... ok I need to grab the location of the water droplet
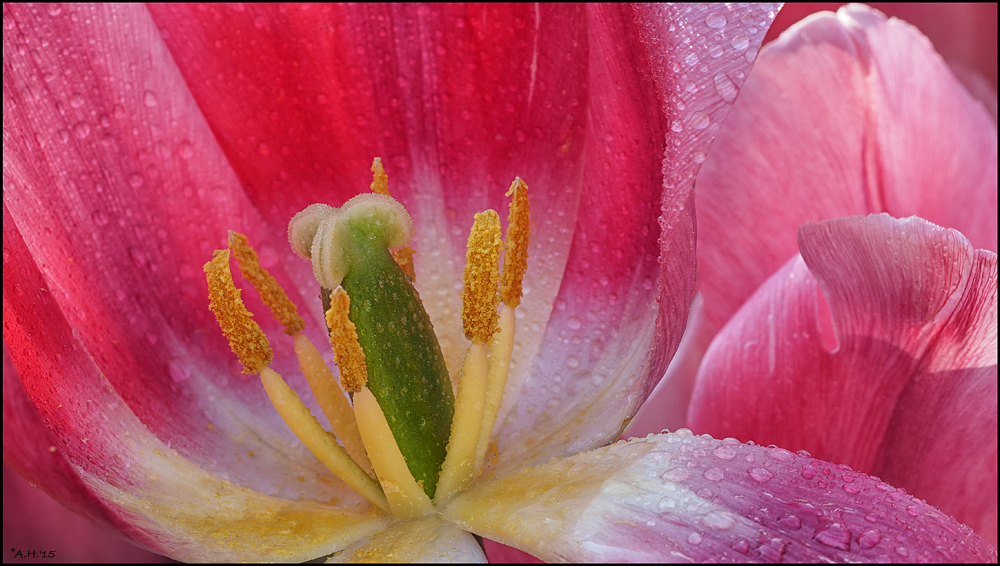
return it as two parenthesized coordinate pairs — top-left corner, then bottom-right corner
(47, 4), (63, 16)
(858, 529), (881, 549)
(671, 119), (683, 132)
(128, 173), (144, 188)
(91, 210), (109, 226)
(177, 141), (194, 159)
(814, 522), (852, 550)
(894, 546), (909, 558)
(567, 316), (581, 330)
(703, 467), (724, 482)
(778, 515), (802, 530)
(800, 465), (817, 479)
(749, 467), (773, 483)
(714, 72), (739, 104)
(843, 483), (860, 494)
(143, 90), (158, 108)
(168, 359), (191, 382)
(731, 538), (750, 554)
(712, 445), (736, 460)
(72, 121), (91, 139)
(565, 355), (579, 368)
(683, 52), (699, 67)
(69, 92), (85, 108)
(690, 111), (709, 130)
(705, 12), (727, 28)
(687, 532), (702, 544)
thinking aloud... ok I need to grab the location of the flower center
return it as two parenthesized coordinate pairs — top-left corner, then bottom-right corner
(204, 159), (530, 520)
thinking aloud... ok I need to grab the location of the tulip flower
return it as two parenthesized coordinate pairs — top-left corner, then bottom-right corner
(3, 3), (994, 563)
(631, 1), (998, 549)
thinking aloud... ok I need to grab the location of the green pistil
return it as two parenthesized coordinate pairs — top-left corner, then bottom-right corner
(336, 213), (454, 498)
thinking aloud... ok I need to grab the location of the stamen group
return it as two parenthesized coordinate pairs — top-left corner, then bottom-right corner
(204, 159), (530, 520)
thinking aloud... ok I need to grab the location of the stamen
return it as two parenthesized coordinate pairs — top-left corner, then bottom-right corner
(370, 157), (389, 196)
(204, 249), (273, 373)
(353, 387), (434, 519)
(325, 287), (368, 393)
(259, 367), (388, 511)
(227, 231), (305, 335)
(435, 342), (488, 502)
(369, 157), (416, 281)
(500, 178), (530, 308)
(293, 334), (373, 476)
(474, 303), (516, 475)
(462, 210), (502, 344)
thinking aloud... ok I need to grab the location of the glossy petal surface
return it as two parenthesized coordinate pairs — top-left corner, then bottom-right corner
(695, 4), (997, 335)
(690, 214), (998, 543)
(445, 430), (997, 562)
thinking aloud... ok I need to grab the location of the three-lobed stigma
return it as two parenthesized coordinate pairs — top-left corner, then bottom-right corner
(204, 159), (530, 519)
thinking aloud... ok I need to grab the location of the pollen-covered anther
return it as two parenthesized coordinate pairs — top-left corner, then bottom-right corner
(462, 210), (502, 344)
(204, 249), (273, 373)
(227, 231), (305, 335)
(326, 286), (368, 393)
(500, 177), (530, 308)
(370, 157), (416, 281)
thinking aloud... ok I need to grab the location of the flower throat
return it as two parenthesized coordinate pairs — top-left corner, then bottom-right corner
(204, 159), (529, 519)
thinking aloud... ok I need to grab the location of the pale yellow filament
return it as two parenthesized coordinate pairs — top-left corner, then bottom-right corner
(259, 368), (388, 511)
(353, 387), (434, 519)
(435, 342), (489, 502)
(474, 304), (516, 476)
(293, 334), (374, 476)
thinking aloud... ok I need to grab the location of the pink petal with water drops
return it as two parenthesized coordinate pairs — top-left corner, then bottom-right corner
(3, 2), (368, 514)
(445, 430), (997, 562)
(690, 214), (997, 544)
(488, 3), (778, 472)
(694, 4), (997, 337)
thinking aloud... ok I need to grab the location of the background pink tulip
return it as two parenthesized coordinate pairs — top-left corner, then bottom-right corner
(630, 2), (998, 548)
(3, 3), (783, 561)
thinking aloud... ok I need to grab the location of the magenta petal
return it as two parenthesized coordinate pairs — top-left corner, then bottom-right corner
(445, 431), (997, 562)
(3, 3), (360, 507)
(690, 214), (998, 544)
(695, 4), (997, 336)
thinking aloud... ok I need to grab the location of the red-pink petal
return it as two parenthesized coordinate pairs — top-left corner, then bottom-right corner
(3, 2), (365, 518)
(696, 4), (997, 336)
(445, 431), (997, 562)
(690, 214), (998, 544)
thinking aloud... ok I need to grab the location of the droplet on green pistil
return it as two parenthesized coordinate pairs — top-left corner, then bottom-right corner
(290, 194), (454, 498)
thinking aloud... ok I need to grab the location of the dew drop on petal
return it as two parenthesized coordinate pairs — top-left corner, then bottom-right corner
(143, 90), (158, 108)
(168, 359), (191, 382)
(703, 467), (724, 482)
(814, 522), (852, 551)
(705, 12), (727, 28)
(858, 529), (881, 549)
(748, 467), (773, 483)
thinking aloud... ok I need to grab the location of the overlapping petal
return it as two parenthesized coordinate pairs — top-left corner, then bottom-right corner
(446, 430), (997, 562)
(694, 4), (996, 338)
(689, 214), (998, 543)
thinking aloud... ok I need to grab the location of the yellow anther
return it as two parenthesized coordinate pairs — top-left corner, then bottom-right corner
(259, 367), (388, 511)
(325, 287), (368, 393)
(353, 387), (434, 519)
(370, 157), (389, 196)
(204, 249), (273, 373)
(500, 178), (530, 308)
(462, 210), (502, 344)
(227, 231), (305, 335)
(370, 157), (417, 281)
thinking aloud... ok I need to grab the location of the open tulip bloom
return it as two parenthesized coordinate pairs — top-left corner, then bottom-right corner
(3, 3), (996, 564)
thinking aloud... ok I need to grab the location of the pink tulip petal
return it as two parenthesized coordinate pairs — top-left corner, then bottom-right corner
(3, 2), (371, 519)
(489, 3), (778, 472)
(766, 3), (998, 88)
(444, 430), (997, 562)
(690, 214), (998, 544)
(696, 4), (997, 337)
